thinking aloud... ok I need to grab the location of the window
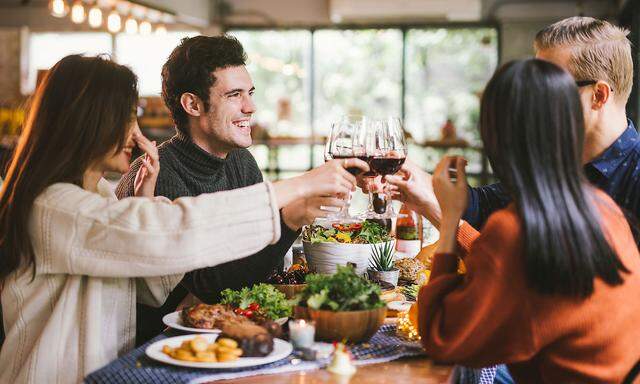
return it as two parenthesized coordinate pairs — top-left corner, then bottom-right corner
(27, 32), (112, 93)
(230, 30), (312, 138)
(405, 28), (498, 145)
(314, 29), (403, 137)
(27, 31), (200, 96)
(115, 31), (199, 96)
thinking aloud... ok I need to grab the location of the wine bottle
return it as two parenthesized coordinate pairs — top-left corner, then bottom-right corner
(395, 203), (423, 257)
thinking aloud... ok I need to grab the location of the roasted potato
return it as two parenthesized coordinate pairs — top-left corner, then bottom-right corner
(162, 337), (243, 363)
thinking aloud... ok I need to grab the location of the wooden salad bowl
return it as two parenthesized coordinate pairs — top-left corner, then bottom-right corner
(294, 306), (387, 343)
(271, 283), (306, 299)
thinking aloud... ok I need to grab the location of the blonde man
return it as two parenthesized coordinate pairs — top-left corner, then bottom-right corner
(463, 17), (638, 228)
(387, 17), (639, 230)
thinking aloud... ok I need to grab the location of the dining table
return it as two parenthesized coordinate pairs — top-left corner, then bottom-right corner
(211, 356), (454, 384)
(84, 318), (455, 384)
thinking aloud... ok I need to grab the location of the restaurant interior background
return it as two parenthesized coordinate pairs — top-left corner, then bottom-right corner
(0, 0), (638, 193)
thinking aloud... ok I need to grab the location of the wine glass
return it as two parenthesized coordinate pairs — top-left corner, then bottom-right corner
(320, 121), (341, 221)
(356, 117), (383, 219)
(322, 115), (365, 222)
(329, 115), (365, 176)
(369, 117), (407, 218)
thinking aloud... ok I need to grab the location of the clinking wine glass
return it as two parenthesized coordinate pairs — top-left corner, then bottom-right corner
(368, 116), (407, 219)
(323, 115), (365, 222)
(357, 117), (383, 219)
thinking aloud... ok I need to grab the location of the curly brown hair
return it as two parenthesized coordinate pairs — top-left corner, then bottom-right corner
(161, 35), (247, 134)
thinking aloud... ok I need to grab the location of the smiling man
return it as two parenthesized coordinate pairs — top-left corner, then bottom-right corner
(116, 35), (311, 344)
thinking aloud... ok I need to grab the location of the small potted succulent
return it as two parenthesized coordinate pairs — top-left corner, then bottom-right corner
(367, 242), (400, 286)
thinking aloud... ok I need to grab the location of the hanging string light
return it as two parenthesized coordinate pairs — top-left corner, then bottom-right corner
(107, 8), (122, 33)
(48, 0), (177, 35)
(124, 15), (138, 34)
(87, 3), (102, 28)
(155, 24), (167, 35)
(139, 20), (152, 35)
(49, 0), (69, 18)
(70, 0), (85, 24)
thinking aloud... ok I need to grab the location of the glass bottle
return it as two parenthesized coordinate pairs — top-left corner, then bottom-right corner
(395, 203), (423, 257)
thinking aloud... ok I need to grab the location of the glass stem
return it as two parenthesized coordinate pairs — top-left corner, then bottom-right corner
(340, 191), (352, 217)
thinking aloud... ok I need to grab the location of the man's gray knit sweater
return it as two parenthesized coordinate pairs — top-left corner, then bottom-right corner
(116, 131), (298, 343)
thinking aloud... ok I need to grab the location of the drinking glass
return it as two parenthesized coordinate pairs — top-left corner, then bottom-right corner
(356, 118), (383, 219)
(368, 117), (407, 218)
(323, 115), (365, 222)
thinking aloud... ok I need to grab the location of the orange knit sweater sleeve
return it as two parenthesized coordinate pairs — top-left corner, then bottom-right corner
(417, 210), (539, 367)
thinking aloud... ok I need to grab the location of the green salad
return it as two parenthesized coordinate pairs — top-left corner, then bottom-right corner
(220, 283), (292, 320)
(296, 266), (385, 311)
(302, 220), (391, 244)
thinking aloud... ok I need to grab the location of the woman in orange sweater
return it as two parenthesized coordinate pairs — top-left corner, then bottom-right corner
(388, 59), (640, 383)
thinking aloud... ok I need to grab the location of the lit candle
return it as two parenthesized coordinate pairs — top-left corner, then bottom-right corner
(288, 319), (315, 349)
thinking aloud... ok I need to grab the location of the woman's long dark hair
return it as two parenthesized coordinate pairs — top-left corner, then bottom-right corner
(0, 55), (138, 280)
(480, 59), (628, 297)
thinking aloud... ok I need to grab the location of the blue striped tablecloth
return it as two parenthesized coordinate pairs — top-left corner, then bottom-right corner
(84, 324), (432, 384)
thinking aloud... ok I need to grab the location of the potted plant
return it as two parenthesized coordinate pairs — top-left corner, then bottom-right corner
(302, 221), (395, 276)
(294, 266), (387, 343)
(367, 241), (400, 286)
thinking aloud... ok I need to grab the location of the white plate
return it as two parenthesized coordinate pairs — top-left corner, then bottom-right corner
(387, 300), (413, 312)
(145, 334), (293, 369)
(162, 311), (221, 334)
(163, 311), (289, 333)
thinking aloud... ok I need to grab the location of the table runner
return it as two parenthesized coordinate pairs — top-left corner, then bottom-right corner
(84, 324), (429, 384)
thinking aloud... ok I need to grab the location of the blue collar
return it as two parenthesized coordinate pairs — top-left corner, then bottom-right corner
(588, 120), (639, 178)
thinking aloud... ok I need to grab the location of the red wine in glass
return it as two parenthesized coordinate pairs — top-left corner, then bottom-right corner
(370, 156), (406, 176)
(372, 192), (387, 214)
(356, 155), (377, 177)
(332, 155), (363, 176)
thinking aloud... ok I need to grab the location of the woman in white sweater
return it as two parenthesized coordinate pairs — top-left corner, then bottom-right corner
(0, 55), (367, 384)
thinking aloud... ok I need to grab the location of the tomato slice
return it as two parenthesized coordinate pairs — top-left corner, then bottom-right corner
(332, 223), (362, 231)
(332, 223), (345, 231)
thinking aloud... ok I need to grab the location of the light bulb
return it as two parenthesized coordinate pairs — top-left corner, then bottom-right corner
(88, 5), (102, 28)
(49, 0), (69, 18)
(155, 24), (167, 35)
(139, 20), (152, 35)
(125, 17), (138, 34)
(70, 1), (85, 24)
(107, 9), (121, 33)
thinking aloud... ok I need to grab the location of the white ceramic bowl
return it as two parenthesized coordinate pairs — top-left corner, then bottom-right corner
(303, 239), (396, 276)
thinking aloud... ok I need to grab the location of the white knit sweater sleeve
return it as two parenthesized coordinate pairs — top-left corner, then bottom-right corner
(30, 181), (282, 278)
(136, 275), (184, 307)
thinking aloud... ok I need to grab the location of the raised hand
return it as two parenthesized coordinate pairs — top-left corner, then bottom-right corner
(298, 158), (369, 199)
(385, 159), (443, 228)
(356, 174), (383, 194)
(271, 158), (369, 209)
(133, 131), (160, 198)
(281, 196), (346, 230)
(430, 155), (468, 254)
(432, 155), (468, 223)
